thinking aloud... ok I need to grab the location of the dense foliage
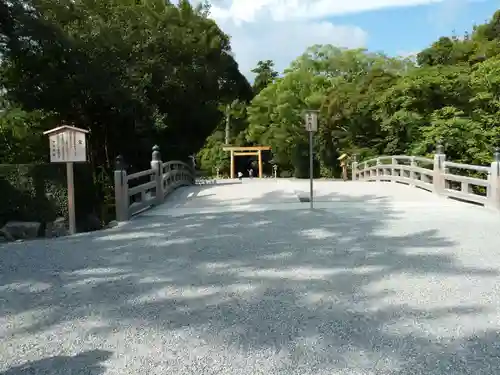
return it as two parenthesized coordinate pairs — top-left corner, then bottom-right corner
(199, 9), (500, 178)
(0, 0), (250, 223)
(2, 1), (500, 223)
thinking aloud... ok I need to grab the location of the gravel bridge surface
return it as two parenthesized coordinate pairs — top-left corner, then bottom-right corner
(1, 179), (500, 374)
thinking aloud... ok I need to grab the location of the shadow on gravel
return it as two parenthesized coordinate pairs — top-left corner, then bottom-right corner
(0, 187), (499, 373)
(0, 350), (112, 375)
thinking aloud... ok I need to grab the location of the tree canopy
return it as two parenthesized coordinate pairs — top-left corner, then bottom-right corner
(0, 0), (251, 170)
(2, 1), (500, 183)
(225, 10), (500, 178)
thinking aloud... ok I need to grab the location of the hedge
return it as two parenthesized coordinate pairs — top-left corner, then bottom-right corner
(0, 163), (97, 228)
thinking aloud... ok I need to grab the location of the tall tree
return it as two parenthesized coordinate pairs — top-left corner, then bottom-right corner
(251, 60), (278, 94)
(0, 0), (252, 223)
(0, 0), (250, 167)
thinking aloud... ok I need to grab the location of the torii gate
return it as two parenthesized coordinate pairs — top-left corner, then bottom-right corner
(222, 145), (271, 178)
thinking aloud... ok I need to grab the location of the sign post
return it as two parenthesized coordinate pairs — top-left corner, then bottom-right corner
(304, 110), (319, 209)
(43, 125), (89, 235)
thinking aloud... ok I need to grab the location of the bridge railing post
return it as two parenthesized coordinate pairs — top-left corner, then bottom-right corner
(376, 157), (381, 180)
(433, 140), (446, 195)
(351, 154), (358, 181)
(487, 148), (500, 210)
(390, 157), (397, 181)
(151, 145), (163, 206)
(114, 155), (129, 222)
(409, 156), (416, 187)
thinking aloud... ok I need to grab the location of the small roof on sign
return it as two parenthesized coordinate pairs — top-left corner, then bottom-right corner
(43, 125), (90, 135)
(337, 153), (348, 160)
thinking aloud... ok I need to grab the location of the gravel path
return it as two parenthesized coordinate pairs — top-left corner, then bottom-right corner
(1, 180), (500, 374)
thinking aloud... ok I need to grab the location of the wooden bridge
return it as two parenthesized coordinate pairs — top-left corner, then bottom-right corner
(2, 143), (500, 374)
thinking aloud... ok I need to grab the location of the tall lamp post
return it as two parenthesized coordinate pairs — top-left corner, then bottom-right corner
(304, 109), (319, 209)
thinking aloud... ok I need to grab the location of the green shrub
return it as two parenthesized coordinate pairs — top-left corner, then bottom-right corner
(291, 142), (321, 179)
(0, 163), (97, 227)
(279, 170), (293, 178)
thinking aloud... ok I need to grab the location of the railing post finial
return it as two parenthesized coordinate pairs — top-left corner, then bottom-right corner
(152, 145), (161, 162)
(436, 139), (444, 155)
(115, 155), (125, 170)
(494, 147), (500, 162)
(150, 145), (163, 206)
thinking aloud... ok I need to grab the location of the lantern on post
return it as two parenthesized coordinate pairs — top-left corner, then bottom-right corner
(338, 153), (348, 181)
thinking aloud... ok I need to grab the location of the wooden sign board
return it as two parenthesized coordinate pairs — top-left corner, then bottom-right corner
(43, 125), (89, 163)
(43, 125), (89, 235)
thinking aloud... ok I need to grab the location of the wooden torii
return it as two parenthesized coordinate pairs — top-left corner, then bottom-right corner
(222, 145), (271, 178)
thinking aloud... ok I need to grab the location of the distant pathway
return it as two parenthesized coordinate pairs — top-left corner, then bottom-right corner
(1, 180), (499, 374)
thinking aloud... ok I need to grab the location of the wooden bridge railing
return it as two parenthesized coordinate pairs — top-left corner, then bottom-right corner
(114, 145), (195, 221)
(352, 142), (500, 210)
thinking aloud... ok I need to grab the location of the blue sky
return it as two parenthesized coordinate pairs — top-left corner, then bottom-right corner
(203, 0), (500, 77)
(336, 0), (500, 56)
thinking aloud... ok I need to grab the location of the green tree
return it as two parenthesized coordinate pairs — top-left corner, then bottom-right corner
(0, 105), (56, 163)
(247, 45), (409, 177)
(251, 60), (278, 94)
(0, 0), (251, 222)
(0, 0), (250, 165)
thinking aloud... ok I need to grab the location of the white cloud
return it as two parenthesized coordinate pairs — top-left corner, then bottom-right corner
(209, 0), (444, 23)
(397, 50), (419, 58)
(216, 15), (367, 78)
(200, 0), (449, 79)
